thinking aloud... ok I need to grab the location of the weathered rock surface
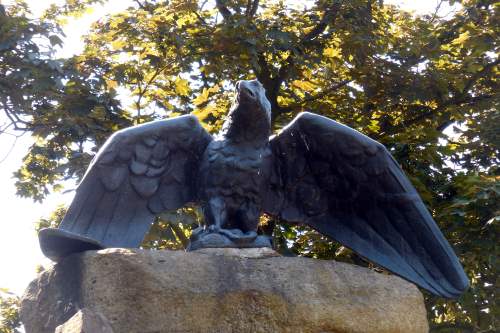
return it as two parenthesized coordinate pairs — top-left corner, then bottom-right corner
(54, 308), (114, 333)
(21, 248), (428, 333)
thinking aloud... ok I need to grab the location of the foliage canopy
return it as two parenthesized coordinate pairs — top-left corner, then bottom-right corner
(0, 0), (498, 332)
(0, 289), (20, 333)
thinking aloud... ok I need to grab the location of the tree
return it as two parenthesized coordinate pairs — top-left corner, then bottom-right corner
(2, 1), (498, 332)
(0, 289), (21, 333)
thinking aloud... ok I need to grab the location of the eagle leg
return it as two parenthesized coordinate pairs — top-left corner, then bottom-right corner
(188, 197), (271, 251)
(206, 196), (226, 232)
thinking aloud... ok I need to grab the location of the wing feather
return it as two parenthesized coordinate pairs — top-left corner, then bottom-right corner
(265, 112), (468, 298)
(39, 115), (212, 260)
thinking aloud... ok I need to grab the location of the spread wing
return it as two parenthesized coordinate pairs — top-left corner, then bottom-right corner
(263, 112), (469, 298)
(39, 115), (212, 260)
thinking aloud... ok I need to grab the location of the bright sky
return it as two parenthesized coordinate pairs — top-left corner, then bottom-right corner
(0, 0), (453, 296)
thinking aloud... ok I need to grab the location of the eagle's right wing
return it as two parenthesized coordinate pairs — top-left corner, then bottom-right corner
(39, 115), (212, 260)
(263, 112), (469, 298)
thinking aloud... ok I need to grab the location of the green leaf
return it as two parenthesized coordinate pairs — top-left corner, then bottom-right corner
(174, 76), (190, 96)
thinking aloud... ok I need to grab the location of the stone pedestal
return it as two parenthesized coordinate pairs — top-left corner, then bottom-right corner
(20, 248), (428, 333)
(54, 308), (114, 333)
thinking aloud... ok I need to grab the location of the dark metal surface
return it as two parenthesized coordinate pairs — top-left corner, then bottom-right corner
(39, 114), (213, 257)
(39, 79), (469, 298)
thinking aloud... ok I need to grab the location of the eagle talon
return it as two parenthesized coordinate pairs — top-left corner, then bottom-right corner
(208, 225), (220, 233)
(187, 228), (272, 251)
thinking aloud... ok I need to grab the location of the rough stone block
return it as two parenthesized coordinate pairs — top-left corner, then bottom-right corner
(21, 248), (428, 333)
(54, 308), (114, 333)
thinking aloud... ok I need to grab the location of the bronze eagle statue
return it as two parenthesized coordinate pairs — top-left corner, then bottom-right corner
(39, 79), (469, 298)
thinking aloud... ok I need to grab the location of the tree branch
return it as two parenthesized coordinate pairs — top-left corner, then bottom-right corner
(254, 54), (272, 86)
(301, 1), (341, 44)
(134, 61), (171, 123)
(1, 96), (30, 131)
(275, 1), (341, 85)
(378, 57), (499, 137)
(215, 0), (232, 20)
(281, 79), (352, 113)
(194, 11), (208, 25)
(263, 1), (342, 119)
(380, 93), (495, 137)
(462, 58), (500, 94)
(246, 0), (259, 18)
(0, 136), (18, 164)
(429, 0), (445, 23)
(134, 0), (146, 10)
(310, 79), (352, 101)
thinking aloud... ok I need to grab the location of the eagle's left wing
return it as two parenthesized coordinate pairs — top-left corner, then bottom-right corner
(263, 112), (469, 298)
(39, 115), (212, 261)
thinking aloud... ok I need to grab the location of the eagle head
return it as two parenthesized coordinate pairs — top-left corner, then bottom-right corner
(221, 79), (272, 142)
(235, 79), (272, 123)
